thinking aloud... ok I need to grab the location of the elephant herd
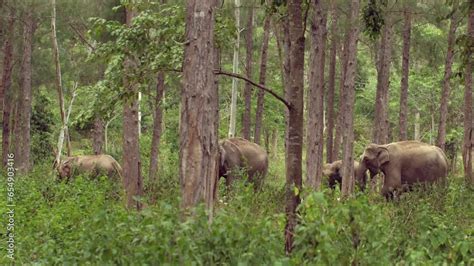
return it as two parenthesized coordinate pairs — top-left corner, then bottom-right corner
(55, 138), (448, 199)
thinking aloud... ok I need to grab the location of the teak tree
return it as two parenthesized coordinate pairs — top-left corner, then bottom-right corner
(463, 4), (473, 185)
(242, 3), (254, 140)
(398, 8), (411, 141)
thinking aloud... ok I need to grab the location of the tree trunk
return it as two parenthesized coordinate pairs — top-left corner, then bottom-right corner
(306, 0), (327, 189)
(122, 7), (143, 211)
(1, 8), (14, 168)
(414, 109), (420, 140)
(242, 4), (254, 140)
(92, 118), (105, 154)
(398, 9), (411, 141)
(340, 0), (360, 198)
(15, 9), (36, 173)
(333, 28), (350, 160)
(180, 0), (219, 214)
(284, 0), (305, 254)
(373, 16), (393, 144)
(271, 128), (278, 158)
(149, 71), (165, 182)
(437, 7), (458, 151)
(254, 15), (271, 144)
(326, 2), (338, 163)
(51, 0), (70, 167)
(228, 0), (241, 138)
(463, 5), (473, 185)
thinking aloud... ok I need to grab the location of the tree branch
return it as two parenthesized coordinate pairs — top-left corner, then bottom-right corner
(215, 69), (291, 110)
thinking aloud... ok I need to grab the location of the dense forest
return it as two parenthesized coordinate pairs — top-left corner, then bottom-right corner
(0, 0), (473, 264)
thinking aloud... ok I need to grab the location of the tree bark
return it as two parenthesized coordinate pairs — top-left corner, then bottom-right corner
(92, 118), (105, 154)
(306, 0), (327, 189)
(398, 9), (411, 141)
(284, 0), (305, 254)
(437, 7), (458, 151)
(373, 15), (393, 144)
(228, 0), (241, 138)
(1, 7), (14, 168)
(14, 9), (36, 173)
(463, 5), (473, 185)
(242, 4), (254, 140)
(414, 108), (420, 140)
(180, 0), (219, 214)
(149, 71), (165, 182)
(123, 7), (143, 211)
(340, 0), (360, 198)
(326, 2), (338, 163)
(254, 15), (271, 144)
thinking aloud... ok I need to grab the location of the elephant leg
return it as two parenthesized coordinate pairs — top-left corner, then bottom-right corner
(381, 170), (402, 200)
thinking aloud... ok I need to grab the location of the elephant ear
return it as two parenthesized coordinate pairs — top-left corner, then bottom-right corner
(377, 147), (390, 166)
(219, 145), (226, 168)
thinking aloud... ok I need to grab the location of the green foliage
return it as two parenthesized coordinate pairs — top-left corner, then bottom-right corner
(362, 0), (386, 40)
(31, 89), (55, 164)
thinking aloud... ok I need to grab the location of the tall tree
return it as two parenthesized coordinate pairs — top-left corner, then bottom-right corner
(284, 0), (305, 254)
(398, 8), (411, 141)
(373, 14), (393, 144)
(306, 0), (327, 189)
(148, 72), (165, 182)
(92, 118), (105, 154)
(242, 3), (254, 140)
(228, 0), (241, 138)
(340, 0), (360, 197)
(437, 4), (458, 151)
(254, 14), (271, 144)
(463, 4), (473, 185)
(1, 7), (14, 167)
(325, 1), (338, 163)
(180, 0), (219, 213)
(122, 6), (143, 210)
(14, 9), (36, 173)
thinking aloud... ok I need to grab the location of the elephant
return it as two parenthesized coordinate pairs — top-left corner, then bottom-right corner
(219, 137), (269, 189)
(56, 154), (123, 181)
(359, 141), (448, 198)
(322, 160), (369, 191)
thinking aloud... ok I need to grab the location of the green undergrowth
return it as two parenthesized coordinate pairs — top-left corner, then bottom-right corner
(0, 165), (472, 265)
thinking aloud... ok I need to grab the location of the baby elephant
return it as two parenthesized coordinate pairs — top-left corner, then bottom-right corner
(219, 138), (268, 189)
(56, 154), (123, 181)
(323, 160), (368, 191)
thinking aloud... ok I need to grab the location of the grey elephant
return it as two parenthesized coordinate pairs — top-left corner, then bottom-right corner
(359, 141), (448, 198)
(322, 160), (369, 191)
(219, 138), (269, 188)
(56, 154), (123, 181)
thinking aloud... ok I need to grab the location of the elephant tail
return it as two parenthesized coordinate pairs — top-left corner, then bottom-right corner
(112, 161), (124, 180)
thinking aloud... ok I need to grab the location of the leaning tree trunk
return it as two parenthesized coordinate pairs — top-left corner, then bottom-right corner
(92, 118), (105, 154)
(340, 0), (360, 198)
(306, 0), (327, 189)
(123, 7), (143, 211)
(15, 9), (36, 173)
(180, 0), (219, 214)
(326, 1), (338, 163)
(242, 4), (254, 140)
(463, 5), (473, 185)
(1, 8), (14, 167)
(284, 0), (305, 254)
(373, 16), (393, 145)
(398, 9), (411, 141)
(228, 0), (241, 138)
(254, 15), (271, 144)
(437, 8), (458, 151)
(149, 71), (165, 182)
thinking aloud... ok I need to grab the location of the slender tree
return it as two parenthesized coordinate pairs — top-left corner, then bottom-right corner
(1, 7), (14, 167)
(122, 6), (143, 210)
(254, 14), (271, 144)
(398, 8), (411, 141)
(463, 4), (473, 185)
(92, 118), (105, 154)
(326, 1), (338, 163)
(242, 3), (254, 140)
(284, 0), (305, 254)
(228, 0), (241, 138)
(437, 4), (458, 151)
(306, 0), (327, 189)
(180, 0), (219, 213)
(373, 14), (393, 144)
(14, 9), (36, 173)
(149, 72), (165, 182)
(340, 0), (360, 197)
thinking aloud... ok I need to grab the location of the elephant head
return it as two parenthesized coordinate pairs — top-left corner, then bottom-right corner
(322, 159), (369, 191)
(360, 144), (390, 175)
